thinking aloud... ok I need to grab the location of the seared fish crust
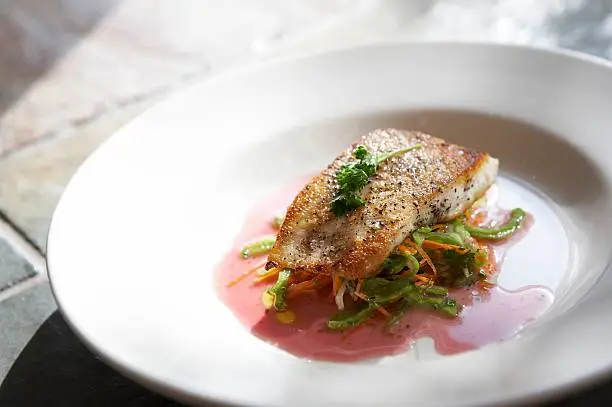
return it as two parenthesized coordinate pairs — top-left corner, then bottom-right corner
(269, 129), (498, 279)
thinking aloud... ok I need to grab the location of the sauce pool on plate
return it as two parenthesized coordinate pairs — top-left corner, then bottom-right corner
(216, 180), (553, 362)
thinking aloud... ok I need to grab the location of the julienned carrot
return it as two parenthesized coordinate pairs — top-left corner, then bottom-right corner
(227, 261), (267, 287)
(287, 279), (315, 298)
(252, 267), (280, 284)
(421, 240), (460, 251)
(375, 306), (390, 317)
(332, 275), (341, 296)
(287, 276), (332, 298)
(415, 274), (430, 283)
(406, 240), (438, 276)
(398, 245), (417, 255)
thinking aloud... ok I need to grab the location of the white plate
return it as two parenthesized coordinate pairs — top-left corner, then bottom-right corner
(47, 43), (612, 406)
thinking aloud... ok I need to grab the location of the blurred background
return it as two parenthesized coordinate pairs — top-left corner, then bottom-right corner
(0, 0), (611, 399)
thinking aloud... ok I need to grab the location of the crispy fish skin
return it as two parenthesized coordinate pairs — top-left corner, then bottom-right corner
(268, 129), (499, 280)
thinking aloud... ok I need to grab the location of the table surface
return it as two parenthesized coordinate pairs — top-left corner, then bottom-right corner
(1, 0), (612, 405)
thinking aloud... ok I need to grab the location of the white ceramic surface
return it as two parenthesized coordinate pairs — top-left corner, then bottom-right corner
(47, 43), (612, 406)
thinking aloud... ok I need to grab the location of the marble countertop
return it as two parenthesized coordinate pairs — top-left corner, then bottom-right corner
(0, 0), (611, 401)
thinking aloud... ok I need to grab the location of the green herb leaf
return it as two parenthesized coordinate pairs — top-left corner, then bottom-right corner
(353, 145), (369, 160)
(331, 193), (366, 217)
(331, 144), (422, 217)
(336, 165), (369, 193)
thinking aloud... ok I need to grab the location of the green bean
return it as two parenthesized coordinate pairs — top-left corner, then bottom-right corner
(327, 304), (376, 330)
(262, 269), (291, 311)
(423, 285), (448, 296)
(382, 252), (419, 276)
(387, 298), (414, 328)
(240, 236), (276, 259)
(419, 231), (464, 247)
(406, 254), (420, 276)
(463, 208), (526, 241)
(411, 230), (426, 246)
(361, 278), (415, 304)
(419, 297), (460, 318)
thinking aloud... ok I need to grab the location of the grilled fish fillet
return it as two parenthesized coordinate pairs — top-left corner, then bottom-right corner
(269, 129), (499, 280)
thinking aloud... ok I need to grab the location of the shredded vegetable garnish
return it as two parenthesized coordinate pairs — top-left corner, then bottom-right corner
(421, 240), (460, 251)
(232, 200), (527, 331)
(252, 267), (280, 284)
(332, 275), (341, 297)
(328, 304), (376, 330)
(406, 240), (438, 277)
(335, 280), (347, 310)
(240, 236), (276, 259)
(387, 298), (413, 328)
(227, 261), (266, 287)
(463, 208), (526, 241)
(262, 269), (292, 311)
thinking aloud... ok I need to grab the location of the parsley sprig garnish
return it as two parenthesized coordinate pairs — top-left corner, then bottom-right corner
(331, 144), (422, 216)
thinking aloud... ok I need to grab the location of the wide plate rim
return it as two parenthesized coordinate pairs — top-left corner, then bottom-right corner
(47, 41), (612, 407)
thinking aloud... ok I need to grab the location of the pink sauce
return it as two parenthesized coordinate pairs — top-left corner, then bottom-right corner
(216, 180), (553, 362)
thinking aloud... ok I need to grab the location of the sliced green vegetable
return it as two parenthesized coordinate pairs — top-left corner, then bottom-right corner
(463, 208), (526, 241)
(419, 297), (460, 317)
(433, 245), (488, 287)
(422, 231), (464, 246)
(382, 252), (419, 276)
(262, 269), (291, 311)
(387, 298), (414, 328)
(240, 236), (276, 259)
(382, 253), (408, 275)
(361, 278), (416, 304)
(423, 285), (448, 296)
(411, 227), (430, 247)
(446, 220), (476, 250)
(327, 303), (376, 330)
(412, 224), (467, 247)
(406, 254), (420, 276)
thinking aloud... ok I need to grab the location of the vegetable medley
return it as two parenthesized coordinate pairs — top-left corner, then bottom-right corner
(231, 204), (526, 331)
